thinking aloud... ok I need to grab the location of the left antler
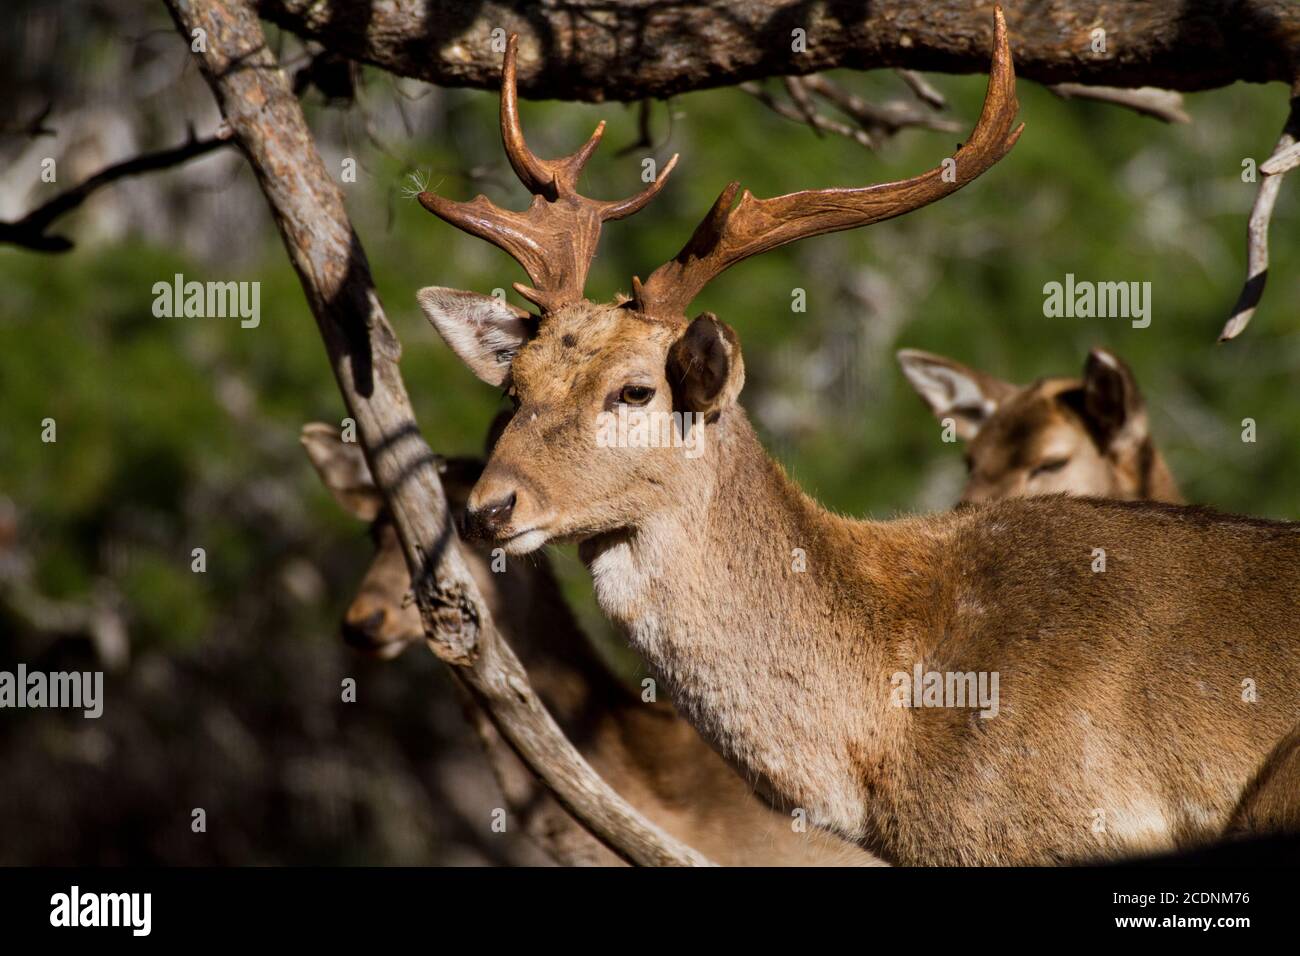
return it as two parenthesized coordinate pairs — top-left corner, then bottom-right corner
(633, 7), (1022, 320)
(419, 34), (679, 314)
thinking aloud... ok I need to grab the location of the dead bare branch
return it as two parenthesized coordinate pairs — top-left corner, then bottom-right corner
(802, 75), (963, 136)
(1049, 83), (1191, 124)
(162, 0), (713, 867)
(742, 70), (967, 153)
(1261, 139), (1300, 176)
(0, 132), (231, 252)
(1220, 91), (1300, 342)
(894, 69), (947, 110)
(783, 77), (825, 138)
(741, 81), (875, 149)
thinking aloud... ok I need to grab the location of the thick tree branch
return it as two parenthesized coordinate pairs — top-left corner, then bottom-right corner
(0, 133), (231, 252)
(163, 0), (712, 867)
(257, 0), (1300, 102)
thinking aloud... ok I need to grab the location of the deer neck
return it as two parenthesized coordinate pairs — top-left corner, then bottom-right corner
(581, 408), (928, 839)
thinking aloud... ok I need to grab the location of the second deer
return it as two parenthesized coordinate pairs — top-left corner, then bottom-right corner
(897, 347), (1182, 504)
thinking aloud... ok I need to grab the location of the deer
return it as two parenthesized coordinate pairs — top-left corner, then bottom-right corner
(301, 422), (877, 866)
(411, 10), (1300, 865)
(895, 350), (1300, 851)
(896, 347), (1183, 504)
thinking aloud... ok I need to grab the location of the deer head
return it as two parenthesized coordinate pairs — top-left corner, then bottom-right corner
(417, 12), (1021, 555)
(896, 347), (1183, 504)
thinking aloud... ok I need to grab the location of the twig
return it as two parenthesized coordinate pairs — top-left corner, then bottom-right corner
(1220, 90), (1300, 342)
(1261, 140), (1300, 177)
(802, 75), (962, 136)
(894, 69), (947, 110)
(1049, 83), (1191, 124)
(614, 100), (654, 157)
(783, 77), (825, 138)
(741, 81), (876, 149)
(0, 131), (231, 252)
(164, 0), (712, 867)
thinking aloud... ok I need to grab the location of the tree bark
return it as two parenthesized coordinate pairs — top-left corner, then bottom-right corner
(163, 0), (713, 867)
(257, 0), (1300, 102)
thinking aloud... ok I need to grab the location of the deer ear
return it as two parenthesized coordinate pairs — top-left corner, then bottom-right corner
(418, 287), (534, 387)
(667, 312), (745, 416)
(896, 348), (1016, 441)
(300, 423), (385, 522)
(1082, 348), (1147, 454)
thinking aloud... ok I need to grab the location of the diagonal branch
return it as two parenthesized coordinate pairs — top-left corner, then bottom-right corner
(162, 0), (712, 867)
(1220, 89), (1300, 342)
(0, 132), (232, 253)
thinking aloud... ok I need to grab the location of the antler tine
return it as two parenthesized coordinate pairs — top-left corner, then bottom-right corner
(419, 32), (679, 314)
(499, 34), (557, 198)
(635, 6), (1023, 319)
(604, 152), (681, 220)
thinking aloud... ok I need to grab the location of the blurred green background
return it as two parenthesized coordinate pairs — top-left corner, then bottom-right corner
(1, 3), (1296, 863)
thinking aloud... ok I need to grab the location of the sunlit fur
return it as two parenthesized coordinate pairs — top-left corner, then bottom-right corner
(433, 296), (1300, 866)
(303, 423), (877, 866)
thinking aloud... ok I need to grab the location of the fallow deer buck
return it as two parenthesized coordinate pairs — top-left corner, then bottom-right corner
(414, 12), (1300, 865)
(896, 347), (1183, 504)
(301, 422), (877, 866)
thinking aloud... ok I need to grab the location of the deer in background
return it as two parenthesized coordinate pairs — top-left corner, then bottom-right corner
(896, 349), (1300, 851)
(301, 422), (876, 866)
(896, 347), (1182, 504)
(412, 11), (1300, 866)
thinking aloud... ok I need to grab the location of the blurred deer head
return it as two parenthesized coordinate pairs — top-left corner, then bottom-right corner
(416, 16), (1021, 554)
(300, 424), (426, 657)
(896, 346), (1182, 504)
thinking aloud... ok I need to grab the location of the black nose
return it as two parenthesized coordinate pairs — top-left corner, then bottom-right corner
(342, 609), (387, 650)
(467, 492), (516, 538)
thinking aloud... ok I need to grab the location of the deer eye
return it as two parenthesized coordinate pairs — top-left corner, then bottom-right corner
(1030, 457), (1069, 478)
(619, 385), (655, 406)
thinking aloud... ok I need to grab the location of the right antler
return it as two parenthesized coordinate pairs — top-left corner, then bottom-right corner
(633, 7), (1023, 320)
(419, 35), (679, 314)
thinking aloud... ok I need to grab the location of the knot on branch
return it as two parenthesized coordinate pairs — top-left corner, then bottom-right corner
(415, 573), (482, 665)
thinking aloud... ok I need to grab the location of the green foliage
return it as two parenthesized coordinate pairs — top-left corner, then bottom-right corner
(2, 70), (1296, 661)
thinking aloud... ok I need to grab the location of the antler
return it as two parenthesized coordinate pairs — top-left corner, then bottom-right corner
(633, 7), (1023, 319)
(419, 34), (679, 313)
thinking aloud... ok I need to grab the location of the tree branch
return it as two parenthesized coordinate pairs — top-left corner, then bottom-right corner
(0, 133), (231, 252)
(163, 0), (713, 867)
(256, 0), (1300, 102)
(1048, 84), (1191, 124)
(1220, 89), (1300, 342)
